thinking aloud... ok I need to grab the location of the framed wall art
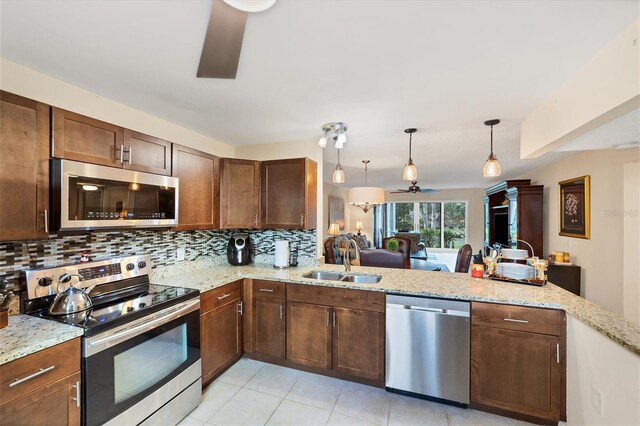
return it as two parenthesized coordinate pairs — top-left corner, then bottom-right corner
(328, 195), (345, 230)
(558, 175), (590, 239)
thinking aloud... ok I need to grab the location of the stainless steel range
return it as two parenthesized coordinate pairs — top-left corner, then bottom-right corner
(23, 255), (201, 426)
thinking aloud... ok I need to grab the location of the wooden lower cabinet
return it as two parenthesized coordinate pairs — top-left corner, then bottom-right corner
(285, 283), (385, 385)
(0, 371), (80, 426)
(470, 302), (566, 423)
(200, 282), (243, 385)
(253, 296), (286, 360)
(333, 307), (384, 382)
(286, 301), (332, 369)
(0, 338), (81, 426)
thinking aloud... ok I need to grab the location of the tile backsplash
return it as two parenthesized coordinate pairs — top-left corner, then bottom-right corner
(0, 228), (317, 286)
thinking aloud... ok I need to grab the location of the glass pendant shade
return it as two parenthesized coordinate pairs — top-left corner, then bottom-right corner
(336, 132), (347, 145)
(318, 134), (328, 148)
(332, 165), (345, 183)
(402, 162), (418, 181)
(483, 155), (502, 177)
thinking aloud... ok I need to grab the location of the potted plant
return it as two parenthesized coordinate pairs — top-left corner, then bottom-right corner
(386, 238), (400, 252)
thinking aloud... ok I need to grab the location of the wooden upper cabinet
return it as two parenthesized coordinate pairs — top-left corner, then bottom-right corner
(0, 91), (50, 241)
(52, 108), (172, 175)
(172, 144), (220, 230)
(261, 158), (317, 229)
(220, 158), (260, 229)
(52, 108), (123, 167)
(123, 129), (172, 175)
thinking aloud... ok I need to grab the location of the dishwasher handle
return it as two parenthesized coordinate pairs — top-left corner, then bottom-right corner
(387, 303), (470, 318)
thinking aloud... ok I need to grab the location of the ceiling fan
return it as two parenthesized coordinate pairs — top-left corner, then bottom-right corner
(197, 0), (276, 79)
(391, 181), (438, 194)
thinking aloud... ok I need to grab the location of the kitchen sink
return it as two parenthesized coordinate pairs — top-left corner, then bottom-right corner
(302, 271), (344, 281)
(340, 274), (382, 284)
(302, 271), (382, 284)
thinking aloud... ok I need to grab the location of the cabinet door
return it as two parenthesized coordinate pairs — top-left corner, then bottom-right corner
(253, 297), (285, 360)
(220, 158), (260, 228)
(0, 92), (50, 241)
(172, 144), (220, 230)
(201, 299), (242, 385)
(123, 129), (172, 175)
(286, 301), (332, 370)
(261, 158), (317, 229)
(0, 371), (80, 426)
(52, 108), (124, 167)
(333, 307), (384, 383)
(471, 326), (562, 421)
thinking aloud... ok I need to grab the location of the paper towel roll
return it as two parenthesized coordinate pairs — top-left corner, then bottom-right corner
(274, 240), (290, 268)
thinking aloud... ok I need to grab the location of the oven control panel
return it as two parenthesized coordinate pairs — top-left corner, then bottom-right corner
(22, 255), (153, 300)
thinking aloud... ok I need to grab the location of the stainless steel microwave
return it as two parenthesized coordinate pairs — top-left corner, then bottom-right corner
(51, 159), (179, 231)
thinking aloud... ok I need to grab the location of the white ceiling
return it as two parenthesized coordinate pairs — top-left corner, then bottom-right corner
(1, 0), (638, 189)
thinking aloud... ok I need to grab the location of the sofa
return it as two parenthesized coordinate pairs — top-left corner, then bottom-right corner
(324, 233), (373, 264)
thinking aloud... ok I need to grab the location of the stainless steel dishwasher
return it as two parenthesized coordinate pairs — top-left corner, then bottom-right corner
(385, 294), (470, 405)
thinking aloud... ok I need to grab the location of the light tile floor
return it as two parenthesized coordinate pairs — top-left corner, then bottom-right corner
(179, 358), (532, 426)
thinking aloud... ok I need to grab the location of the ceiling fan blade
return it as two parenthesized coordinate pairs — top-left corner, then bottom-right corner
(197, 0), (248, 79)
(420, 189), (439, 194)
(390, 190), (410, 193)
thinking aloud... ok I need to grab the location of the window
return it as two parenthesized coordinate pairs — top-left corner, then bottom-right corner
(385, 201), (468, 249)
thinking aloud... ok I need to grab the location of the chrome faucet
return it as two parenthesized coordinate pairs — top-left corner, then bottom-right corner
(343, 239), (359, 272)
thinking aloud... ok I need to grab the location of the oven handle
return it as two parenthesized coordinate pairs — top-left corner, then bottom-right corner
(85, 298), (199, 357)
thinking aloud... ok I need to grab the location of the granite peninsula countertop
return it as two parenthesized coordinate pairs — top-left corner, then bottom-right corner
(151, 261), (640, 357)
(0, 315), (83, 365)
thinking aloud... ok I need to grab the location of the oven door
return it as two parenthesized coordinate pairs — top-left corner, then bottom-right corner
(83, 298), (200, 426)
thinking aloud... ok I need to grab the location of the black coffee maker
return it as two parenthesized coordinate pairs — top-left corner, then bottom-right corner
(227, 233), (253, 266)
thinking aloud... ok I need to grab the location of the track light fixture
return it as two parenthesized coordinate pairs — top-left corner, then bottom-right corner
(318, 122), (348, 149)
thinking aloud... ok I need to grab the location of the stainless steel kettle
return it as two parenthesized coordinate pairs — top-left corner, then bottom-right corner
(48, 274), (95, 315)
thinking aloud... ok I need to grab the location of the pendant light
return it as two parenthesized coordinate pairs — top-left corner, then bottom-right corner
(318, 122), (348, 148)
(348, 160), (385, 213)
(402, 128), (418, 181)
(332, 148), (345, 183)
(483, 119), (502, 177)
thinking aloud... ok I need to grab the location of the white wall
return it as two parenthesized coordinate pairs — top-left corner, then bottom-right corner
(236, 141), (324, 257)
(623, 162), (640, 324)
(384, 188), (486, 254)
(521, 20), (639, 159)
(567, 315), (640, 425)
(522, 148), (639, 318)
(0, 58), (235, 157)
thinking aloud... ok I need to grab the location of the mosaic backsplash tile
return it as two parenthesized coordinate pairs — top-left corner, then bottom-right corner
(0, 228), (317, 286)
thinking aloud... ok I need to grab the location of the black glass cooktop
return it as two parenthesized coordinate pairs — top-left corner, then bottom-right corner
(30, 283), (199, 336)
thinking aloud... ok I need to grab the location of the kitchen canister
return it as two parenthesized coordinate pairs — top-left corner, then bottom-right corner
(274, 240), (290, 269)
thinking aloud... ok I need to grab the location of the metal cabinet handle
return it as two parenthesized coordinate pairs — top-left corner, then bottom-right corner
(119, 144), (124, 165)
(503, 318), (529, 324)
(279, 304), (284, 319)
(43, 209), (49, 233)
(255, 214), (258, 226)
(72, 380), (80, 407)
(238, 301), (243, 316)
(332, 311), (336, 327)
(260, 288), (274, 293)
(556, 343), (560, 364)
(326, 311), (330, 327)
(300, 213), (304, 227)
(9, 366), (55, 387)
(217, 293), (231, 300)
(128, 146), (133, 165)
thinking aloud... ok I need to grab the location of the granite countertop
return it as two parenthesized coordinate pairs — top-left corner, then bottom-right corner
(0, 315), (84, 365)
(151, 261), (640, 357)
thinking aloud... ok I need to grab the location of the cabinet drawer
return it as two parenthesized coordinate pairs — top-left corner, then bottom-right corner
(253, 280), (285, 299)
(287, 283), (385, 313)
(472, 302), (564, 336)
(0, 338), (80, 405)
(201, 281), (242, 314)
